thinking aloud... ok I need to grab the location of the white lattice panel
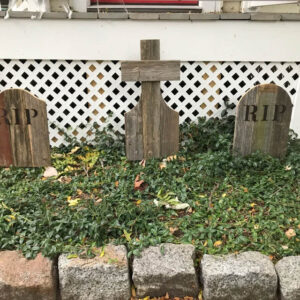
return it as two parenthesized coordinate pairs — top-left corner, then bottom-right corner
(0, 60), (299, 146)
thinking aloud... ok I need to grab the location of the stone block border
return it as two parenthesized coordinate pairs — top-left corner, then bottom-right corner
(0, 245), (299, 300)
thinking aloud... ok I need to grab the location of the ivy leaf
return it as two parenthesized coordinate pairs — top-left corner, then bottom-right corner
(123, 229), (132, 242)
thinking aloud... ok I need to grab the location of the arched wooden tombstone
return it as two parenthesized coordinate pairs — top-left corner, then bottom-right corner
(121, 39), (180, 160)
(0, 89), (51, 167)
(233, 84), (293, 158)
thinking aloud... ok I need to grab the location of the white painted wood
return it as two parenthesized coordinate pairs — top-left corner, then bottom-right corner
(202, 0), (222, 13)
(70, 0), (89, 12)
(50, 0), (70, 12)
(291, 77), (300, 136)
(9, 0), (50, 12)
(223, 1), (241, 13)
(0, 19), (300, 61)
(242, 1), (299, 12)
(245, 1), (297, 7)
(1, 59), (299, 145)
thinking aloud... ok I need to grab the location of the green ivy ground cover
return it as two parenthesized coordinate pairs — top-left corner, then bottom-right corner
(0, 117), (299, 261)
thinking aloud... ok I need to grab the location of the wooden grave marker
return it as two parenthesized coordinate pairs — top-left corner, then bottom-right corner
(0, 89), (51, 167)
(121, 39), (180, 160)
(233, 84), (293, 158)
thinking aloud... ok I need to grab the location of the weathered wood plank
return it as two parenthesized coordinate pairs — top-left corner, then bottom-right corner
(220, 13), (250, 20)
(281, 13), (300, 21)
(159, 13), (190, 20)
(0, 89), (51, 167)
(129, 13), (159, 20)
(121, 60), (180, 82)
(233, 84), (293, 158)
(250, 13), (281, 21)
(71, 12), (98, 19)
(141, 39), (160, 60)
(125, 103), (143, 160)
(189, 13), (220, 20)
(124, 40), (179, 160)
(43, 12), (68, 19)
(98, 12), (129, 19)
(0, 92), (13, 166)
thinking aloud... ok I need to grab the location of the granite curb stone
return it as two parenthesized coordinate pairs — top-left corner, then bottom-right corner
(58, 245), (131, 300)
(132, 243), (199, 298)
(0, 251), (56, 300)
(200, 251), (278, 300)
(275, 256), (300, 300)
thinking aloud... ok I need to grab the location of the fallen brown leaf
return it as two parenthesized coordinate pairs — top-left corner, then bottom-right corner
(58, 176), (72, 184)
(134, 175), (148, 191)
(139, 159), (146, 167)
(94, 198), (102, 206)
(43, 166), (58, 178)
(285, 228), (296, 239)
(166, 155), (177, 162)
(131, 286), (136, 297)
(159, 162), (167, 170)
(214, 240), (222, 247)
(169, 227), (179, 234)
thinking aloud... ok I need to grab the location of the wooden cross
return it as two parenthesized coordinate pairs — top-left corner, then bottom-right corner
(121, 39), (180, 160)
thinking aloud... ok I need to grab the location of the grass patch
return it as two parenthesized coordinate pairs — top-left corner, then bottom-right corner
(0, 117), (299, 261)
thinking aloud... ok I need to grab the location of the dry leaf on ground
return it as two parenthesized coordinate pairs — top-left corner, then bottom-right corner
(43, 166), (58, 178)
(285, 228), (296, 239)
(214, 240), (222, 247)
(58, 176), (72, 184)
(159, 162), (167, 170)
(139, 159), (146, 167)
(134, 175), (148, 191)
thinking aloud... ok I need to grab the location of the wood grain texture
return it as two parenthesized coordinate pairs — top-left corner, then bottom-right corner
(0, 93), (13, 166)
(233, 84), (293, 158)
(141, 39), (160, 60)
(124, 40), (179, 160)
(0, 89), (51, 167)
(121, 60), (180, 82)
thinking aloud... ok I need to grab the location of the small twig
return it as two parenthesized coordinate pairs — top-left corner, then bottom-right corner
(208, 183), (219, 210)
(100, 159), (104, 168)
(269, 185), (285, 197)
(82, 165), (89, 177)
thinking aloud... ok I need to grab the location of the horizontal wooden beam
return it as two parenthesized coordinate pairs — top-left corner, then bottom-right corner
(121, 60), (180, 81)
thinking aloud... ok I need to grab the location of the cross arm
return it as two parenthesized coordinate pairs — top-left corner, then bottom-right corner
(121, 60), (180, 82)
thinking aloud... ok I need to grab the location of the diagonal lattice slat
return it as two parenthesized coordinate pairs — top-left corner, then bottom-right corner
(0, 60), (299, 146)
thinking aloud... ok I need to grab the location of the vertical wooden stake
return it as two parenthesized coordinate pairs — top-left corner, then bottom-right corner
(123, 40), (180, 160)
